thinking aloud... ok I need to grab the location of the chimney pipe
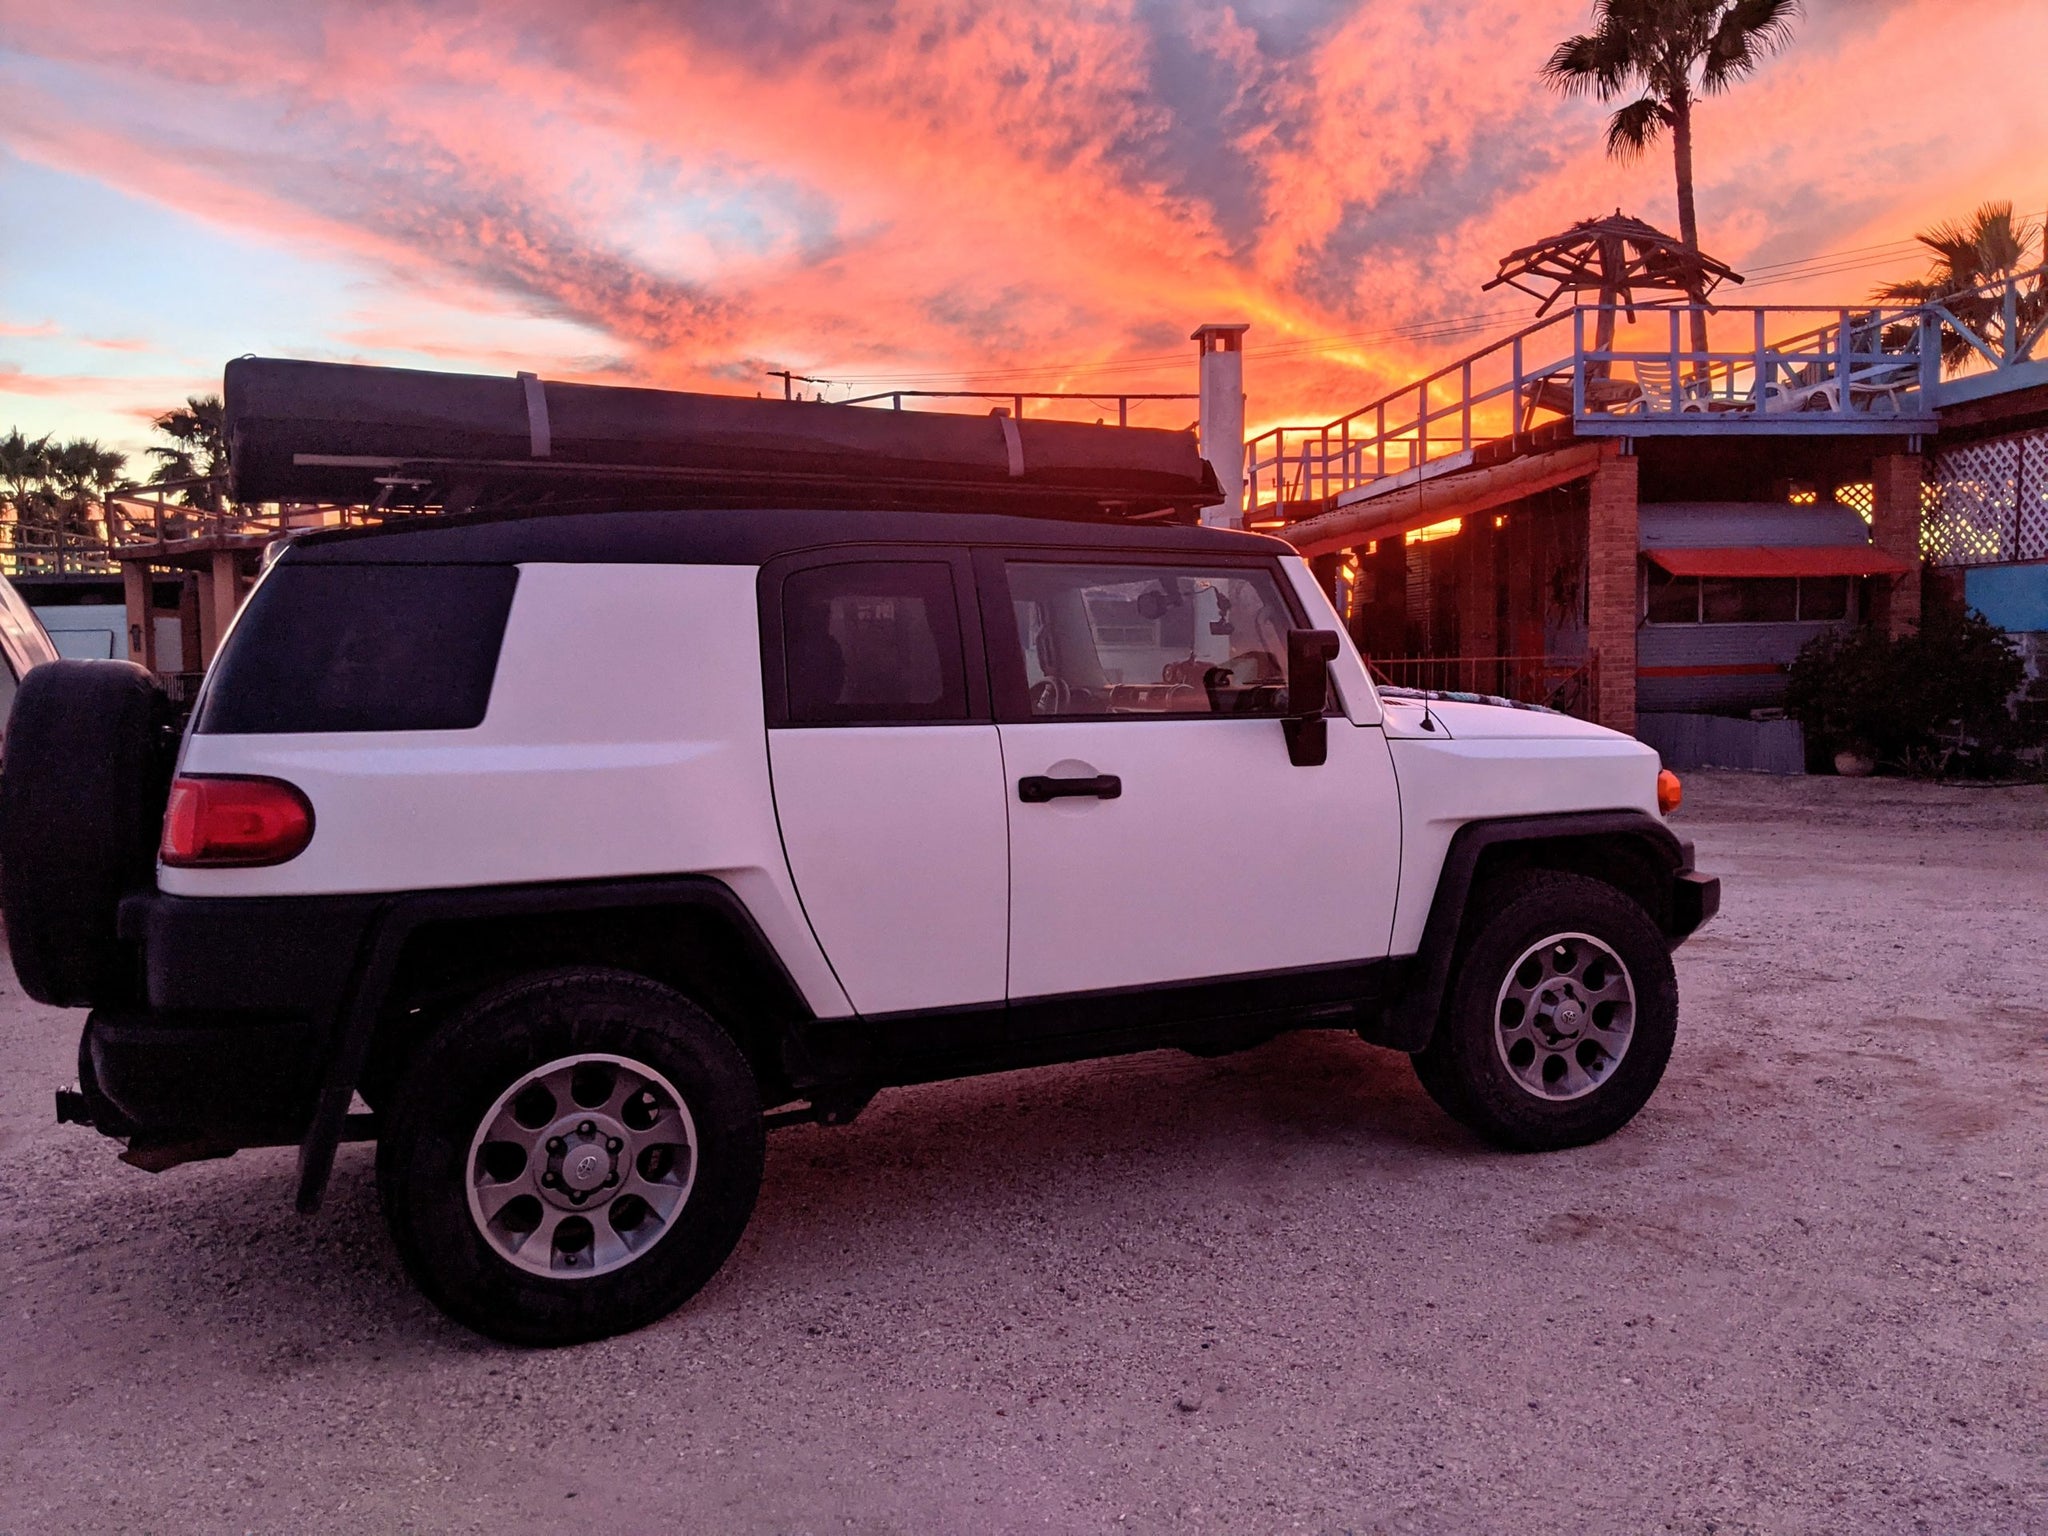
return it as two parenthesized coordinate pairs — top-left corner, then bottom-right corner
(1192, 323), (1250, 529)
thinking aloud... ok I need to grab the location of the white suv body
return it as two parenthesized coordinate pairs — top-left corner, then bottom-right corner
(8, 503), (1715, 1345)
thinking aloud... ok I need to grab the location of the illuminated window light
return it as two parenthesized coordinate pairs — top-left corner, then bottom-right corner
(1405, 517), (1463, 545)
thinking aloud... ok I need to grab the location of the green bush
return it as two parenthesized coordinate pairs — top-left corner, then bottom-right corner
(1786, 600), (2034, 776)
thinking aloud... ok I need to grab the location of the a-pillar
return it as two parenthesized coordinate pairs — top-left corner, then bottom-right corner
(1586, 451), (1639, 734)
(1308, 551), (1344, 616)
(1870, 452), (1924, 638)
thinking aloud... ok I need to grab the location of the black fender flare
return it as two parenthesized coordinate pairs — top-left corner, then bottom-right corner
(293, 875), (812, 1213)
(1372, 811), (1702, 1053)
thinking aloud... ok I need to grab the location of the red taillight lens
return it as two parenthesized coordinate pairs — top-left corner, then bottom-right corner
(160, 776), (314, 867)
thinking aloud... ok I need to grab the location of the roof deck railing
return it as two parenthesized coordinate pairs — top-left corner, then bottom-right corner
(1248, 262), (2048, 514)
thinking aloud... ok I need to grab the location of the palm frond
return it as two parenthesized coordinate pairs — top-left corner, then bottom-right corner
(1965, 200), (2026, 275)
(1605, 95), (1670, 161)
(1701, 0), (1802, 92)
(1543, 30), (1637, 99)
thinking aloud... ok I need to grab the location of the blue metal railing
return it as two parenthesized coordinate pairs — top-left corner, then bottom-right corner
(1247, 263), (2048, 513)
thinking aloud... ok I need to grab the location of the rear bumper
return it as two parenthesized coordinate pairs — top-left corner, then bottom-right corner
(56, 890), (375, 1139)
(81, 1007), (323, 1137)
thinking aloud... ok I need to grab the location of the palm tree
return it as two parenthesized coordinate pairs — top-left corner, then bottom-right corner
(1875, 201), (2045, 374)
(1544, 0), (1802, 356)
(50, 438), (129, 546)
(146, 393), (229, 512)
(0, 428), (53, 526)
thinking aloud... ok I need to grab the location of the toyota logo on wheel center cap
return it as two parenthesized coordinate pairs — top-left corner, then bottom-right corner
(564, 1148), (608, 1190)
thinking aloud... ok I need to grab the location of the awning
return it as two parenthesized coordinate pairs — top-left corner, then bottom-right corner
(1644, 545), (1915, 579)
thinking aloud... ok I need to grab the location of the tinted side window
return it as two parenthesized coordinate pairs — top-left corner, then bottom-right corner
(782, 561), (969, 725)
(197, 563), (518, 734)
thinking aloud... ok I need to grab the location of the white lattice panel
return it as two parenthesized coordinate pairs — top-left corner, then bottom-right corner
(2022, 433), (2048, 562)
(1929, 428), (2048, 566)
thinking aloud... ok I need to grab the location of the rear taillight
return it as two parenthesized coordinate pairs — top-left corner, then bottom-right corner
(160, 775), (314, 867)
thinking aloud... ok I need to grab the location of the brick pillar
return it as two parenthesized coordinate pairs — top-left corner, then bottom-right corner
(1586, 453), (1639, 734)
(1309, 551), (1343, 611)
(1870, 452), (1924, 639)
(1458, 518), (1498, 692)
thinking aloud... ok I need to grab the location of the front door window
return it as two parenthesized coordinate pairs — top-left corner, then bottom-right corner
(1003, 562), (1297, 719)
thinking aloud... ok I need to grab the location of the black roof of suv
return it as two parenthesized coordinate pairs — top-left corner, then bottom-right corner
(288, 504), (1293, 568)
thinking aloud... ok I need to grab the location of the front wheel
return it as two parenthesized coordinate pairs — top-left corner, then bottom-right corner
(376, 968), (764, 1345)
(1411, 872), (1678, 1151)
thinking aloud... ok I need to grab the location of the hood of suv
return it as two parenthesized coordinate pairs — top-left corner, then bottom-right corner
(1377, 694), (1621, 742)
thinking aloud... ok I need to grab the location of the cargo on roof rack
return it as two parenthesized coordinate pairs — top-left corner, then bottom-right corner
(222, 357), (1221, 520)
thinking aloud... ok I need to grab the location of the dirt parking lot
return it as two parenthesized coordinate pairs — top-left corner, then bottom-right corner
(1, 771), (2044, 1535)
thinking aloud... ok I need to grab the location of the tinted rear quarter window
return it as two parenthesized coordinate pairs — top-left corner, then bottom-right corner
(197, 563), (518, 734)
(781, 561), (969, 725)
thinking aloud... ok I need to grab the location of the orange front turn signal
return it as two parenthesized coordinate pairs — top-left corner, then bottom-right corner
(1657, 768), (1683, 815)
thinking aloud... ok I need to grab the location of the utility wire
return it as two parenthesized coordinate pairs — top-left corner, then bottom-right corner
(800, 213), (2043, 393)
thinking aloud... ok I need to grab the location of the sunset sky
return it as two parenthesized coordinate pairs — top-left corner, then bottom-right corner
(1, 0), (2043, 459)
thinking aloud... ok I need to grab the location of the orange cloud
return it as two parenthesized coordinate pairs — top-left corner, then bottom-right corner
(1, 0), (2043, 438)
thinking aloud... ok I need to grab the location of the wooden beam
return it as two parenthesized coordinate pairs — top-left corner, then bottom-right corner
(1281, 440), (1619, 559)
(199, 549), (242, 665)
(121, 561), (155, 672)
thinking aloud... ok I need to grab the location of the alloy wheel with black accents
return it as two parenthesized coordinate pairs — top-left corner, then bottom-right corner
(377, 967), (764, 1346)
(1411, 871), (1678, 1152)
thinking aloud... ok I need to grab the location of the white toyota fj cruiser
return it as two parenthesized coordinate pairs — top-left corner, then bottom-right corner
(1, 360), (1715, 1345)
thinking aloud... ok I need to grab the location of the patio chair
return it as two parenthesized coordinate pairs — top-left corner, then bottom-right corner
(1760, 316), (1921, 415)
(1626, 359), (1720, 415)
(1762, 359), (1919, 415)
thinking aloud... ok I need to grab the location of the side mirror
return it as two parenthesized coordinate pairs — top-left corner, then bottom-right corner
(1283, 628), (1340, 767)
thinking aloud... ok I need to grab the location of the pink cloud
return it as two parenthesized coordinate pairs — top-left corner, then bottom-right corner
(0, 363), (192, 398)
(1, 0), (2043, 438)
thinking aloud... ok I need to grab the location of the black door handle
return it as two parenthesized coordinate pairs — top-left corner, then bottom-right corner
(1018, 774), (1122, 803)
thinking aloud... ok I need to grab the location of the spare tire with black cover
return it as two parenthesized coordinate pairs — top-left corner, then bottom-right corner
(1, 659), (176, 1007)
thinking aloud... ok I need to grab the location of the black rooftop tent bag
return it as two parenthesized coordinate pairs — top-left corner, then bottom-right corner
(222, 357), (1220, 516)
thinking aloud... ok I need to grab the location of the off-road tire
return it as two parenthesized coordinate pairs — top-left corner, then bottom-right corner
(0, 660), (176, 1007)
(377, 967), (765, 1346)
(1411, 871), (1677, 1151)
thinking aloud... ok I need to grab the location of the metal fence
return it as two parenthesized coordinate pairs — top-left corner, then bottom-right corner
(1248, 263), (2048, 516)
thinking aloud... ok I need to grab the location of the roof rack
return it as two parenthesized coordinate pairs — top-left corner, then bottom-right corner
(223, 358), (1222, 521)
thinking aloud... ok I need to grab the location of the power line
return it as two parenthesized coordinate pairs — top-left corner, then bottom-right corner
(798, 208), (2043, 393)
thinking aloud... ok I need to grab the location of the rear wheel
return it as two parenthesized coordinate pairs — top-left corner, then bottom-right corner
(1411, 872), (1677, 1151)
(376, 968), (764, 1345)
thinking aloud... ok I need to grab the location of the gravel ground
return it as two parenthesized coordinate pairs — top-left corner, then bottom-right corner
(2, 771), (2044, 1535)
